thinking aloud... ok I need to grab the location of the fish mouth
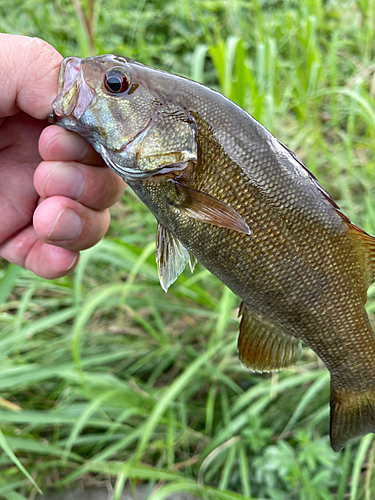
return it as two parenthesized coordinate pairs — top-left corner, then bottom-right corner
(51, 57), (95, 121)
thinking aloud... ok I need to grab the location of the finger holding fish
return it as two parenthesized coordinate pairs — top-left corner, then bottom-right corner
(34, 159), (126, 210)
(38, 125), (127, 208)
(39, 125), (106, 165)
(33, 195), (110, 251)
(34, 125), (126, 251)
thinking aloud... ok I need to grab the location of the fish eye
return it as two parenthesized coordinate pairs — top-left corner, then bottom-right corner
(103, 70), (130, 94)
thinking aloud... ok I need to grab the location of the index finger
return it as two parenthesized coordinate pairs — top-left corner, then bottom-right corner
(39, 125), (105, 166)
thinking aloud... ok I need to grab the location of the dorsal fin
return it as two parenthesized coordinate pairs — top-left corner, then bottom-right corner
(277, 139), (375, 288)
(347, 223), (375, 288)
(276, 139), (351, 223)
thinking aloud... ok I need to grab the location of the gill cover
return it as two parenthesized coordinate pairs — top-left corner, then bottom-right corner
(125, 104), (197, 172)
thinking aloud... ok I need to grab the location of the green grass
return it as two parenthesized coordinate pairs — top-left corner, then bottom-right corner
(1, 0), (375, 498)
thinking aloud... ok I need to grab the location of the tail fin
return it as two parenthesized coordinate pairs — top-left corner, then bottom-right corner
(330, 385), (375, 451)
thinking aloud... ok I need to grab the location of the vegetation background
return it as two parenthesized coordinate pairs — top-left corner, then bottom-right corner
(1, 0), (375, 498)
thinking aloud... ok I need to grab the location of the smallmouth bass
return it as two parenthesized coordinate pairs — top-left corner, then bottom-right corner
(51, 55), (375, 452)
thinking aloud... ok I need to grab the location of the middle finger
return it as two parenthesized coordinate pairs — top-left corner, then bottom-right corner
(39, 125), (104, 165)
(34, 160), (126, 211)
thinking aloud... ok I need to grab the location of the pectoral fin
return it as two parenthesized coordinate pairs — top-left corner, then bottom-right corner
(172, 181), (250, 235)
(156, 223), (193, 292)
(238, 303), (301, 372)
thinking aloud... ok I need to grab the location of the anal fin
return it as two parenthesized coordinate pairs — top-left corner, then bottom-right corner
(238, 302), (301, 372)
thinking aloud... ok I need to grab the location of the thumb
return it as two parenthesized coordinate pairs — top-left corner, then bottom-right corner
(0, 34), (62, 119)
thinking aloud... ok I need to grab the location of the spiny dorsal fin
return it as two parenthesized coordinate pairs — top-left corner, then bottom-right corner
(276, 137), (375, 285)
(276, 139), (351, 223)
(238, 302), (301, 372)
(347, 223), (375, 288)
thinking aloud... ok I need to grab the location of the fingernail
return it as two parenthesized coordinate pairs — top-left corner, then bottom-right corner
(48, 208), (82, 241)
(64, 254), (79, 273)
(44, 165), (85, 199)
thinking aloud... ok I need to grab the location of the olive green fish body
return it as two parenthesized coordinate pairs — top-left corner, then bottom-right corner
(52, 55), (375, 451)
(132, 121), (375, 387)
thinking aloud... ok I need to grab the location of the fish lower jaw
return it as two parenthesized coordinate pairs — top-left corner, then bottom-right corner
(92, 144), (145, 182)
(97, 144), (193, 183)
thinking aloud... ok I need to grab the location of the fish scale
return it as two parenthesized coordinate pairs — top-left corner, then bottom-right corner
(52, 54), (375, 452)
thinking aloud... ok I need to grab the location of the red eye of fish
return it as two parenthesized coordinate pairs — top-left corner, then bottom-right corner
(104, 71), (130, 94)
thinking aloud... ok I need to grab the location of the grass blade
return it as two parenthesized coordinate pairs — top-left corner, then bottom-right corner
(350, 434), (374, 500)
(0, 430), (41, 494)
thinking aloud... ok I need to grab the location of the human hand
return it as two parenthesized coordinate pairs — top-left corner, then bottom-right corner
(0, 35), (126, 278)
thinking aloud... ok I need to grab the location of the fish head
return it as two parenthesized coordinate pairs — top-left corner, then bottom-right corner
(52, 55), (197, 181)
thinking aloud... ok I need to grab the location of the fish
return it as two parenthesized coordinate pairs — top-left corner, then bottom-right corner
(51, 54), (375, 452)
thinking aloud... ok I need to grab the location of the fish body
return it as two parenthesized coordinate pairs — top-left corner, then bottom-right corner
(52, 55), (375, 451)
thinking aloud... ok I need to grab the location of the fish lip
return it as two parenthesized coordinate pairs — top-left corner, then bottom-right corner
(56, 57), (82, 95)
(52, 57), (95, 121)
